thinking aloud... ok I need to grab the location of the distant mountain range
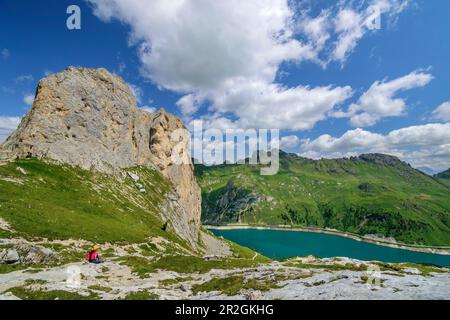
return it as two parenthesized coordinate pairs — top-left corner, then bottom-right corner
(195, 152), (450, 246)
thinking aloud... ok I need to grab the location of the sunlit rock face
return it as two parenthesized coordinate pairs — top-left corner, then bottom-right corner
(0, 67), (201, 246)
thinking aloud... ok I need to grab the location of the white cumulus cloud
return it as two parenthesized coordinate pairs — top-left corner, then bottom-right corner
(300, 123), (450, 172)
(88, 0), (356, 131)
(24, 94), (35, 106)
(89, 0), (306, 92)
(176, 93), (205, 120)
(0, 117), (21, 143)
(87, 0), (414, 132)
(431, 101), (450, 122)
(212, 81), (353, 130)
(338, 70), (433, 127)
(280, 135), (300, 149)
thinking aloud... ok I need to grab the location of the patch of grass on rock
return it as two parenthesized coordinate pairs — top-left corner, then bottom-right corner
(24, 279), (48, 285)
(23, 268), (44, 274)
(88, 285), (113, 293)
(285, 262), (368, 272)
(148, 255), (264, 274)
(394, 263), (447, 277)
(7, 287), (99, 300)
(121, 290), (159, 300)
(139, 243), (160, 257)
(159, 277), (194, 287)
(0, 264), (26, 274)
(0, 229), (13, 238)
(118, 256), (154, 278)
(192, 275), (283, 296)
(226, 240), (271, 263)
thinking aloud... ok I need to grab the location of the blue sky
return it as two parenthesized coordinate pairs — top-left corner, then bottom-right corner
(1, 0), (450, 171)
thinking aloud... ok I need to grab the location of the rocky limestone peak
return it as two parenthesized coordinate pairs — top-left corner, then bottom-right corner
(0, 67), (201, 245)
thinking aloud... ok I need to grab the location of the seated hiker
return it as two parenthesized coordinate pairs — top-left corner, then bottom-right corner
(86, 244), (101, 264)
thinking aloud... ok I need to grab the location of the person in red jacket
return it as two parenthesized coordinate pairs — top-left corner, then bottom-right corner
(86, 244), (101, 264)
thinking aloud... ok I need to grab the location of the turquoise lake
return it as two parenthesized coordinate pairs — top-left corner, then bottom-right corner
(211, 229), (450, 267)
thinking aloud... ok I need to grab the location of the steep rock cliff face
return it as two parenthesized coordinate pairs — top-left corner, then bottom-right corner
(0, 67), (201, 246)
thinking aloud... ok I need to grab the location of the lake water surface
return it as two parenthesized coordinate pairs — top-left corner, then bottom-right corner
(211, 228), (450, 267)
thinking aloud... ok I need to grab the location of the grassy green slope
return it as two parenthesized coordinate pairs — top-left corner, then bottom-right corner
(436, 169), (450, 188)
(0, 158), (185, 245)
(436, 169), (450, 179)
(196, 153), (450, 246)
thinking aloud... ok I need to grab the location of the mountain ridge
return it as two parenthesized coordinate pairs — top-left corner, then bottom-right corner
(436, 168), (450, 180)
(196, 150), (450, 246)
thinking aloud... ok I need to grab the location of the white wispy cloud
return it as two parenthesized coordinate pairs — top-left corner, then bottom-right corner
(140, 106), (157, 113)
(126, 82), (143, 105)
(118, 62), (126, 73)
(332, 7), (365, 63)
(1, 48), (10, 59)
(296, 0), (411, 66)
(15, 74), (34, 83)
(1, 86), (15, 94)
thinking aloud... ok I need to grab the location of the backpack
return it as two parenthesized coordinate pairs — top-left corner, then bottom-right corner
(86, 250), (92, 262)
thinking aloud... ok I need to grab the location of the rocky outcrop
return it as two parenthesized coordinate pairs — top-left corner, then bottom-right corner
(0, 247), (448, 300)
(202, 181), (259, 224)
(0, 243), (58, 265)
(357, 153), (410, 168)
(0, 67), (201, 245)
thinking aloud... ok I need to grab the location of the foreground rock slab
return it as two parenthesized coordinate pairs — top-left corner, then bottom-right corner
(0, 242), (448, 300)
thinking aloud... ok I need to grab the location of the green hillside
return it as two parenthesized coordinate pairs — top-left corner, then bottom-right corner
(436, 169), (450, 179)
(195, 152), (450, 246)
(0, 158), (185, 246)
(436, 169), (450, 188)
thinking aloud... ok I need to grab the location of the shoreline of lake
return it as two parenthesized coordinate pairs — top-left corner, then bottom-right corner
(205, 224), (450, 256)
